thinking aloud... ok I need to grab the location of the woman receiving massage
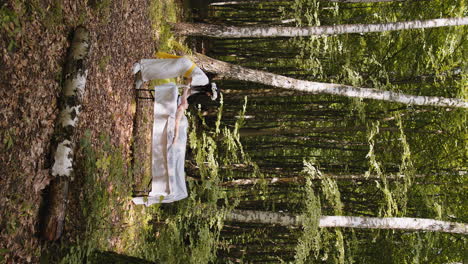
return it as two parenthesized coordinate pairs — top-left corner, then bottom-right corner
(131, 52), (219, 206)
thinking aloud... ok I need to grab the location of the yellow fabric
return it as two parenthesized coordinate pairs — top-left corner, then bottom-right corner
(183, 63), (196, 78)
(155, 52), (183, 59)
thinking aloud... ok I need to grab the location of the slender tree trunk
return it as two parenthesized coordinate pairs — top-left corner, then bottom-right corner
(210, 0), (291, 6)
(193, 53), (468, 108)
(221, 173), (431, 186)
(209, 0), (401, 6)
(327, 0), (401, 2)
(172, 17), (468, 38)
(226, 209), (468, 234)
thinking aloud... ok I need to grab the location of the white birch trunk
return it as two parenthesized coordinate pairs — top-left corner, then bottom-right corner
(41, 27), (90, 241)
(210, 0), (400, 5)
(172, 17), (468, 38)
(222, 170), (464, 186)
(226, 209), (468, 234)
(210, 1), (268, 5)
(51, 27), (89, 177)
(193, 53), (468, 108)
(221, 173), (432, 186)
(327, 0), (402, 2)
(228, 209), (303, 226)
(319, 216), (467, 234)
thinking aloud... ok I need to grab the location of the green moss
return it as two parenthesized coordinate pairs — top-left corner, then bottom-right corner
(98, 55), (112, 72)
(89, 0), (112, 23)
(44, 131), (136, 263)
(0, 5), (21, 51)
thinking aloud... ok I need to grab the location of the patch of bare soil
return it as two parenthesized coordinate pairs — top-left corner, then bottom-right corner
(0, 0), (155, 262)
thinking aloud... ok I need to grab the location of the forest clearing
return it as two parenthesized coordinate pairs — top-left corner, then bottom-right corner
(0, 0), (466, 263)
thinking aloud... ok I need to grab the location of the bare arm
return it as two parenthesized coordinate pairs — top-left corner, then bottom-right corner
(172, 87), (190, 144)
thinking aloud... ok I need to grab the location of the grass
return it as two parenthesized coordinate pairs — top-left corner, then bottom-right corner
(42, 0), (64, 29)
(0, 4), (21, 51)
(42, 129), (169, 263)
(0, 248), (9, 264)
(41, 131), (135, 263)
(89, 0), (112, 24)
(125, 104), (246, 263)
(98, 55), (112, 71)
(1, 128), (15, 151)
(49, 100), (249, 262)
(149, 0), (180, 52)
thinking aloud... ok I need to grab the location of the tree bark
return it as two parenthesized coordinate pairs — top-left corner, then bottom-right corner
(227, 209), (303, 226)
(221, 172), (431, 186)
(226, 209), (468, 234)
(209, 0), (401, 6)
(193, 53), (468, 108)
(172, 17), (468, 38)
(326, 0), (401, 2)
(210, 0), (292, 6)
(40, 27), (90, 241)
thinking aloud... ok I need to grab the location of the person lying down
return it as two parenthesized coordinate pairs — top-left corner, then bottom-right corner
(132, 52), (219, 205)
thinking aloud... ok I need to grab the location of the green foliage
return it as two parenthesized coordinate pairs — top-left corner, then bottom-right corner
(1, 128), (15, 150)
(148, 0), (181, 52)
(201, 0), (466, 261)
(365, 121), (396, 217)
(294, 176), (321, 264)
(0, 248), (8, 264)
(127, 100), (254, 263)
(98, 55), (112, 72)
(300, 160), (346, 263)
(220, 96), (249, 165)
(52, 131), (132, 263)
(0, 5), (21, 51)
(352, 229), (466, 264)
(42, 0), (63, 28)
(304, 160), (343, 215)
(89, 0), (111, 23)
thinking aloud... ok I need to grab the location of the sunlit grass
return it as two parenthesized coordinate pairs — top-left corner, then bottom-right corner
(53, 59), (249, 264)
(48, 131), (130, 263)
(149, 0), (182, 52)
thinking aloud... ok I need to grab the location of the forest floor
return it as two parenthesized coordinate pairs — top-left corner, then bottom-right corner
(0, 0), (185, 262)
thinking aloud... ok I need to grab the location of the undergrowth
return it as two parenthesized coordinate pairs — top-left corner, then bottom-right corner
(46, 131), (134, 263)
(129, 96), (248, 263)
(49, 93), (250, 263)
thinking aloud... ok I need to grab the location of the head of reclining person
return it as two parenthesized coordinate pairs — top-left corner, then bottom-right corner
(187, 82), (220, 111)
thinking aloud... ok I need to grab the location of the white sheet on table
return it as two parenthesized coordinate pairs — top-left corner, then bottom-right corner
(132, 82), (188, 206)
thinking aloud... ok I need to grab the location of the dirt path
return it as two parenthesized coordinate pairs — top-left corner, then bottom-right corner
(0, 0), (155, 262)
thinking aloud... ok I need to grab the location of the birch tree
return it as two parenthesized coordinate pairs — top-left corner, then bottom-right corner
(172, 17), (468, 38)
(220, 172), (440, 186)
(209, 0), (402, 5)
(325, 0), (401, 2)
(226, 209), (468, 234)
(210, 0), (292, 6)
(40, 27), (90, 241)
(193, 53), (468, 108)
